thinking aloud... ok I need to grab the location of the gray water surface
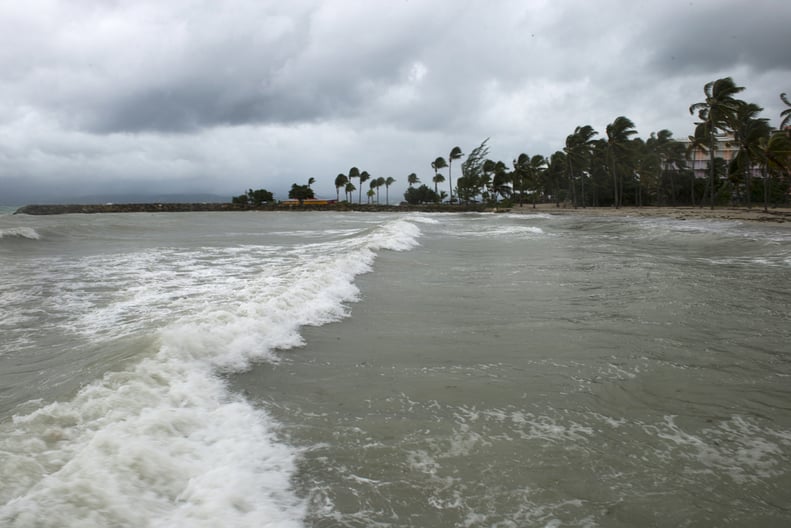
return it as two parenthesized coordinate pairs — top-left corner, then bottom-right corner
(231, 212), (791, 527)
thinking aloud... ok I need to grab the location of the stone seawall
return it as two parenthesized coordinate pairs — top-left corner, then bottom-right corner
(14, 203), (490, 215)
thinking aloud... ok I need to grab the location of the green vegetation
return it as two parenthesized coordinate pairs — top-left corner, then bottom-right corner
(233, 78), (789, 211)
(403, 184), (440, 205)
(232, 188), (273, 206)
(288, 183), (314, 204)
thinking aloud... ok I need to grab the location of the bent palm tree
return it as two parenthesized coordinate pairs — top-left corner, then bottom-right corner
(345, 182), (356, 203)
(730, 102), (770, 208)
(689, 77), (745, 209)
(447, 146), (463, 204)
(780, 93), (791, 130)
(757, 131), (791, 211)
(527, 154), (547, 208)
(348, 167), (360, 201)
(334, 173), (348, 202)
(431, 157), (447, 197)
(385, 176), (395, 205)
(374, 177), (385, 203)
(605, 117), (638, 208)
(565, 125), (598, 208)
(358, 171), (371, 204)
(513, 153), (530, 206)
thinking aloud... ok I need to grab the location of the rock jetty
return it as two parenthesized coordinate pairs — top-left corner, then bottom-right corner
(14, 203), (490, 215)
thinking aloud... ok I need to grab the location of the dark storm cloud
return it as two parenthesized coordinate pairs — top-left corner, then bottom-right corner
(1, 0), (790, 205)
(645, 1), (791, 74)
(5, 0), (444, 134)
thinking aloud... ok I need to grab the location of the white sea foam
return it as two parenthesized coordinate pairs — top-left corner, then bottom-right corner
(0, 227), (40, 240)
(646, 415), (789, 484)
(505, 212), (553, 220)
(0, 216), (423, 527)
(457, 224), (546, 238)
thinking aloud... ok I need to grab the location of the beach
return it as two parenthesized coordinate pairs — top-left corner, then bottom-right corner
(505, 203), (791, 223)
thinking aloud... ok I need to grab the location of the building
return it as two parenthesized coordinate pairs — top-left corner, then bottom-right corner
(681, 133), (740, 180)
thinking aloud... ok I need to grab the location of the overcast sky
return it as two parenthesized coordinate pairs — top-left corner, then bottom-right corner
(1, 0), (789, 204)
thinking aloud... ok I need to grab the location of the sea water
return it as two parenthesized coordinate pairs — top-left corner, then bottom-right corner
(1, 210), (790, 527)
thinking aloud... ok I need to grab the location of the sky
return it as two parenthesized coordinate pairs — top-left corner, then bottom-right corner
(1, 0), (790, 204)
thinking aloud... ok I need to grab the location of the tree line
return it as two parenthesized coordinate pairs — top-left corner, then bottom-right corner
(440, 78), (789, 211)
(234, 77), (790, 210)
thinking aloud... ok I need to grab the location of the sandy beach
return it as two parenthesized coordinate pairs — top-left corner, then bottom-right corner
(505, 203), (791, 224)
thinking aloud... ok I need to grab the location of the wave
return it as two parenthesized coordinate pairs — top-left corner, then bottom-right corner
(0, 227), (40, 240)
(504, 212), (554, 220)
(0, 216), (422, 527)
(455, 224), (546, 239)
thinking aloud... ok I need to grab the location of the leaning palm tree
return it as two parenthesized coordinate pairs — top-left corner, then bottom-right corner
(605, 116), (638, 208)
(431, 157), (448, 199)
(780, 93), (791, 130)
(730, 101), (770, 208)
(374, 176), (385, 203)
(307, 177), (316, 189)
(565, 125), (598, 208)
(481, 159), (497, 203)
(491, 161), (511, 203)
(527, 154), (547, 208)
(358, 171), (371, 204)
(646, 130), (674, 205)
(432, 173), (445, 196)
(407, 172), (419, 188)
(447, 147), (463, 204)
(513, 153), (530, 206)
(384, 176), (396, 205)
(334, 173), (348, 202)
(344, 182), (356, 203)
(757, 130), (791, 211)
(689, 77), (745, 209)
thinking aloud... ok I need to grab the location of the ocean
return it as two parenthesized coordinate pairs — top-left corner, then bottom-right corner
(1, 209), (790, 527)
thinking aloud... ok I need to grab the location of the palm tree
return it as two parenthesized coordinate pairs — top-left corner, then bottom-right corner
(730, 101), (770, 208)
(689, 77), (745, 209)
(431, 157), (448, 199)
(780, 93), (791, 130)
(374, 176), (385, 203)
(491, 161), (511, 203)
(565, 125), (598, 208)
(757, 130), (791, 211)
(447, 146), (463, 204)
(513, 153), (530, 206)
(605, 116), (638, 208)
(527, 154), (547, 208)
(334, 173), (348, 202)
(345, 182), (356, 203)
(358, 171), (370, 204)
(481, 159), (496, 203)
(366, 188), (375, 204)
(546, 151), (566, 207)
(348, 167), (360, 201)
(407, 172), (419, 187)
(384, 176), (395, 205)
(307, 177), (316, 189)
(646, 130), (674, 205)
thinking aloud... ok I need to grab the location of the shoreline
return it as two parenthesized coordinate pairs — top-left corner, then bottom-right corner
(504, 203), (791, 224)
(12, 202), (791, 223)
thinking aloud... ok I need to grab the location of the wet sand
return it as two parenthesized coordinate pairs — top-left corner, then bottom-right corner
(505, 203), (791, 223)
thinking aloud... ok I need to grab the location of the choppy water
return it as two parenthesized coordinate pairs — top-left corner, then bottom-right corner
(1, 210), (790, 527)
